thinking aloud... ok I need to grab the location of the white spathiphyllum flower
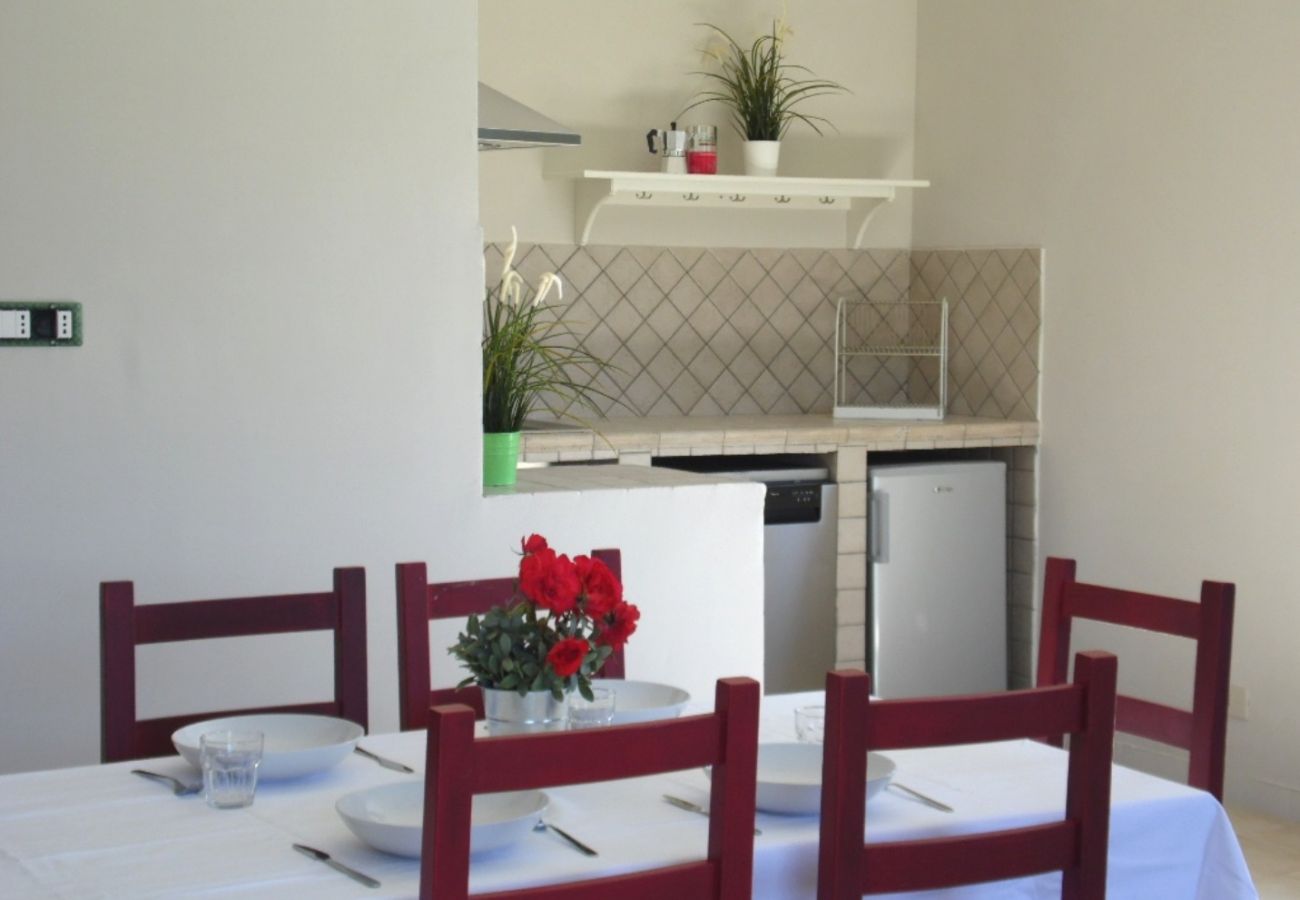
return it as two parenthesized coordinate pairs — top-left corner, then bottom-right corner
(483, 223), (612, 437)
(499, 226), (518, 287)
(533, 272), (563, 307)
(501, 270), (524, 308)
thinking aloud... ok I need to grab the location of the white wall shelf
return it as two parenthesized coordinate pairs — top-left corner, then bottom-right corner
(567, 170), (929, 249)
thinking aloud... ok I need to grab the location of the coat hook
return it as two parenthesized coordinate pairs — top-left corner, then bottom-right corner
(682, 192), (700, 201)
(774, 195), (792, 204)
(729, 194), (746, 202)
(635, 191), (654, 200)
(818, 196), (836, 205)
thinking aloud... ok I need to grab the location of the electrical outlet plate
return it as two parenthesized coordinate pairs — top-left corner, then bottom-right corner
(1229, 683), (1249, 721)
(0, 301), (82, 346)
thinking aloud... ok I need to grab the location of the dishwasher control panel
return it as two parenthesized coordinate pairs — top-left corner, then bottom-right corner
(765, 481), (824, 525)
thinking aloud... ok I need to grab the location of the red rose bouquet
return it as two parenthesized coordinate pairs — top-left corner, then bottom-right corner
(449, 534), (641, 701)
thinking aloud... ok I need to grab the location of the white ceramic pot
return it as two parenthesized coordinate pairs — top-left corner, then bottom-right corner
(743, 140), (781, 177)
(481, 687), (568, 736)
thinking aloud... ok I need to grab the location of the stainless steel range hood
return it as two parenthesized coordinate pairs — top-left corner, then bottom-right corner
(478, 82), (581, 151)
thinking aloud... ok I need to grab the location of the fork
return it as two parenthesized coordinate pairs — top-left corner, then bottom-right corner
(131, 768), (201, 796)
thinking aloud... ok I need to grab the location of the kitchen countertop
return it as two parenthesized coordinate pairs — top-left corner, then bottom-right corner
(484, 461), (760, 496)
(520, 413), (1038, 462)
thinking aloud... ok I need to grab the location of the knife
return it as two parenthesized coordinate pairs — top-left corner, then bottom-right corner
(354, 745), (415, 774)
(292, 843), (381, 889)
(663, 794), (762, 835)
(535, 820), (599, 856)
(887, 782), (954, 813)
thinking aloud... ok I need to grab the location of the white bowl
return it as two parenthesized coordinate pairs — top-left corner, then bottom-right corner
(592, 679), (690, 724)
(336, 782), (548, 858)
(172, 713), (364, 781)
(753, 742), (895, 815)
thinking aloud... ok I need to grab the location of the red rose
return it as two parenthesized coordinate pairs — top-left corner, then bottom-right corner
(574, 555), (622, 616)
(521, 534), (549, 555)
(518, 548), (581, 614)
(547, 637), (589, 678)
(597, 601), (640, 649)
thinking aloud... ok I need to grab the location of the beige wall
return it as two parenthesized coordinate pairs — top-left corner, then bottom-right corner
(479, 0), (919, 249)
(914, 0), (1300, 817)
(0, 1), (768, 773)
(0, 0), (482, 770)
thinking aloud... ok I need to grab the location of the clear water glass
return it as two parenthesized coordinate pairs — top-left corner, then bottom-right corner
(200, 730), (263, 809)
(568, 687), (616, 729)
(794, 705), (826, 744)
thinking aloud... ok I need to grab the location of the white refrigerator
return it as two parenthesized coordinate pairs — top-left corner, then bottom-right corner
(868, 461), (1007, 698)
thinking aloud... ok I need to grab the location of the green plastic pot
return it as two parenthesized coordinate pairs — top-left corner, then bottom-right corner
(482, 431), (521, 487)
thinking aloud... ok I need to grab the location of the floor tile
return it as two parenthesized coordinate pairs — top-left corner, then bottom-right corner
(1228, 807), (1300, 897)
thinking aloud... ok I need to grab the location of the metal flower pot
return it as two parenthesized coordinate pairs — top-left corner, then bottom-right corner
(481, 687), (568, 736)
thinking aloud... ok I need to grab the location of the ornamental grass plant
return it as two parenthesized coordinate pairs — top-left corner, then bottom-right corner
(682, 18), (846, 141)
(449, 535), (641, 701)
(482, 228), (613, 433)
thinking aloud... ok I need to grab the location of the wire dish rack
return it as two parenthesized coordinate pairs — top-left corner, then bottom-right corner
(833, 298), (948, 420)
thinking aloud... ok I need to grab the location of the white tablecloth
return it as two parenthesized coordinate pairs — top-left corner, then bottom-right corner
(0, 693), (1257, 899)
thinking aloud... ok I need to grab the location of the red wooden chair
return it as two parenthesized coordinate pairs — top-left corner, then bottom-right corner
(420, 677), (759, 900)
(817, 651), (1117, 899)
(396, 549), (624, 731)
(99, 568), (368, 763)
(1036, 556), (1235, 800)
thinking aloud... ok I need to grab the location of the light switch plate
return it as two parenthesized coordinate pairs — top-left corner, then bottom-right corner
(0, 301), (81, 346)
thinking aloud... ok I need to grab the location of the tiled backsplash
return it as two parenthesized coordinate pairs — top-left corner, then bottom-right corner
(911, 249), (1041, 420)
(485, 243), (1041, 420)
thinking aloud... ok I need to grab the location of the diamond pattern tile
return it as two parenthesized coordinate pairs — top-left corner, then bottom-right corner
(484, 243), (1040, 418)
(647, 252), (686, 293)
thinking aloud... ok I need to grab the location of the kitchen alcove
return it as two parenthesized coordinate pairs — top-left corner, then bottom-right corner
(559, 170), (929, 250)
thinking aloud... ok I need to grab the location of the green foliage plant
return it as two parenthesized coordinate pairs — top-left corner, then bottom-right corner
(482, 227), (615, 433)
(682, 19), (847, 142)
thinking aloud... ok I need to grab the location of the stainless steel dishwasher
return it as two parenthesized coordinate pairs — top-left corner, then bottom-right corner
(654, 455), (838, 693)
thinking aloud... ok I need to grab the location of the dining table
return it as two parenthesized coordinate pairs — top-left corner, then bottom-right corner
(0, 691), (1257, 899)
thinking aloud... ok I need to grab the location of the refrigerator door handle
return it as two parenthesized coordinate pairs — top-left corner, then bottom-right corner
(869, 491), (887, 563)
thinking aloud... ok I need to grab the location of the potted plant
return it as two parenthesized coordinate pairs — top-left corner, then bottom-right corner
(449, 535), (640, 733)
(482, 227), (613, 487)
(683, 18), (847, 177)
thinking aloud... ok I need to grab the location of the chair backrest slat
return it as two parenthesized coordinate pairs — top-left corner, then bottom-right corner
(428, 577), (518, 619)
(473, 715), (721, 793)
(864, 683), (1082, 749)
(1037, 556), (1235, 800)
(99, 569), (367, 763)
(862, 822), (1077, 894)
(818, 651), (1117, 899)
(421, 677), (759, 900)
(132, 593), (338, 643)
(1064, 582), (1201, 638)
(471, 862), (719, 900)
(396, 549), (625, 731)
(1116, 694), (1193, 746)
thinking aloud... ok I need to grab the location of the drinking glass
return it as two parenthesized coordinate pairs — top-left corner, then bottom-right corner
(794, 705), (826, 744)
(568, 687), (616, 729)
(200, 730), (263, 809)
(686, 124), (718, 174)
